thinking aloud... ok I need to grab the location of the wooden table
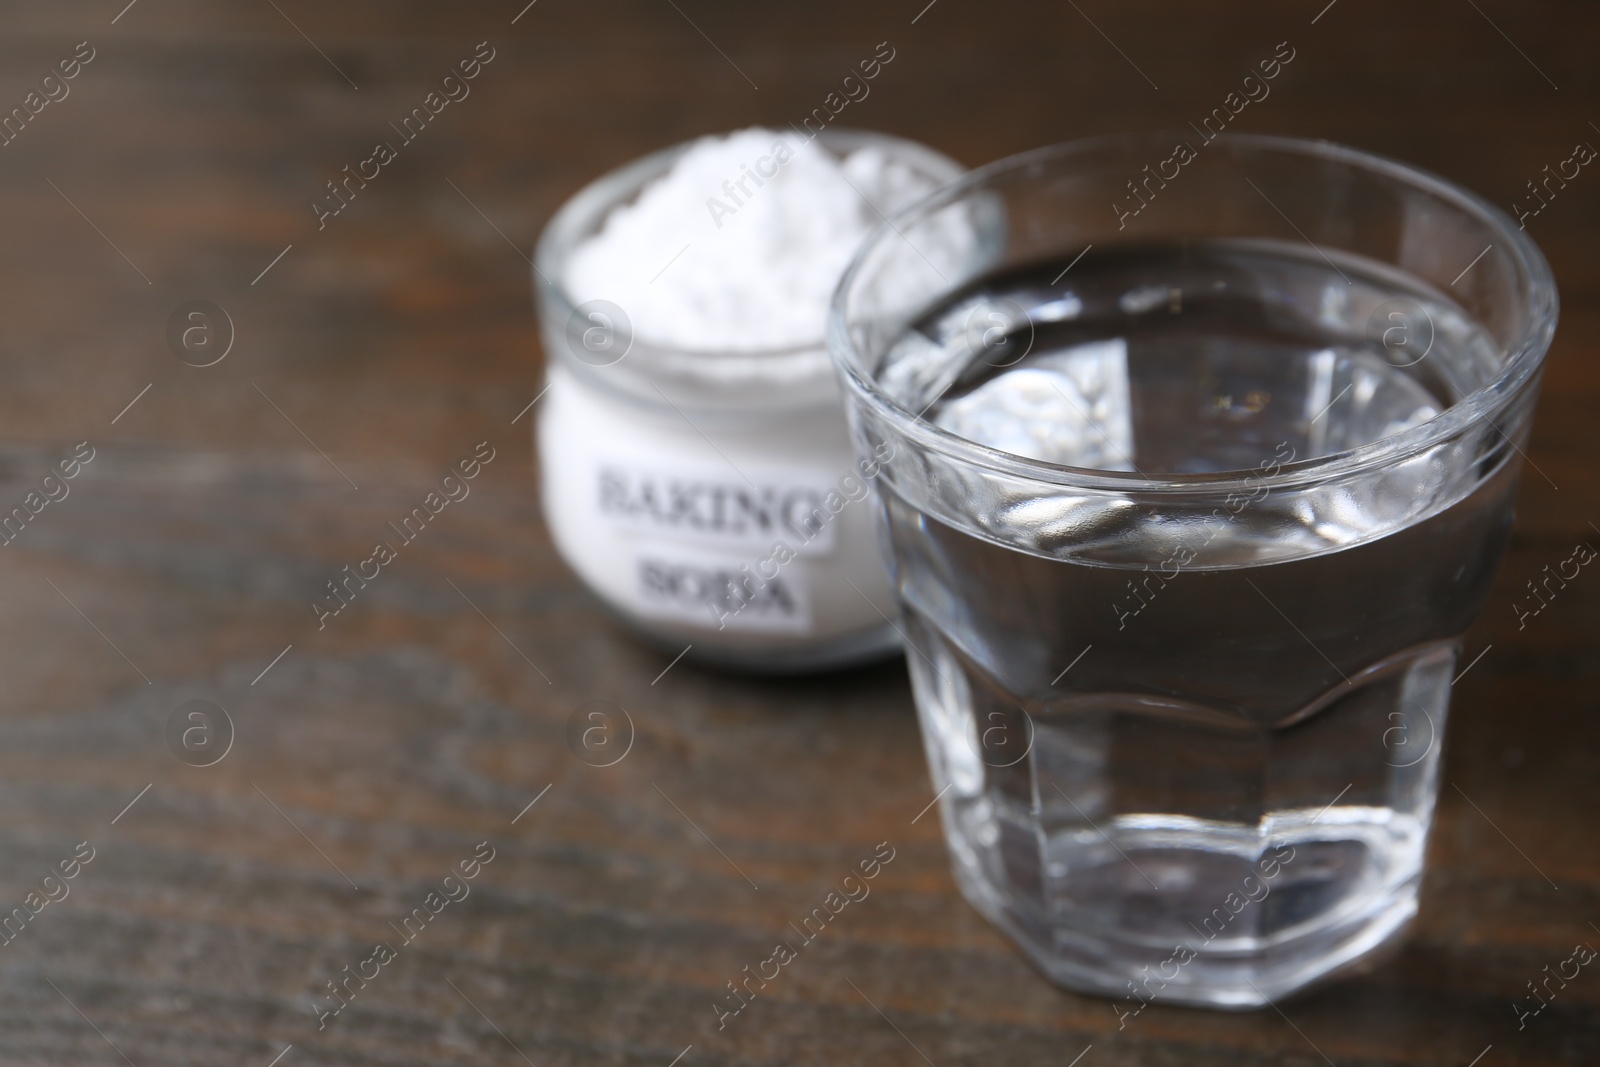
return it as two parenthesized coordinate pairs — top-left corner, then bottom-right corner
(0, 1), (1594, 1063)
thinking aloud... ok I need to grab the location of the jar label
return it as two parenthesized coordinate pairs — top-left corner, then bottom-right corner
(592, 454), (839, 557)
(629, 543), (813, 634)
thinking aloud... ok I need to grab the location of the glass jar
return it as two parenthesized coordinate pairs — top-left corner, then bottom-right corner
(534, 129), (964, 672)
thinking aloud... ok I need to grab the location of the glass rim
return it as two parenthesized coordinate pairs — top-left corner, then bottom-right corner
(534, 126), (967, 362)
(827, 130), (1559, 494)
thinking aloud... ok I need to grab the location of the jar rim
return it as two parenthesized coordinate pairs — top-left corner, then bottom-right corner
(827, 131), (1559, 495)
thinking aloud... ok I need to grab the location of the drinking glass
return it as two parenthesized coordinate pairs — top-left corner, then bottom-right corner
(827, 133), (1556, 1006)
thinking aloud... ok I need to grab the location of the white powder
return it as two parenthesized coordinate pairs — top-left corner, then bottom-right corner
(564, 128), (946, 351)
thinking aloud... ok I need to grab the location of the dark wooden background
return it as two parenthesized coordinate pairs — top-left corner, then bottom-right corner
(0, 1), (1593, 1064)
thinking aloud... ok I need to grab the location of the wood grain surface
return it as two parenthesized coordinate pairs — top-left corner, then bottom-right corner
(0, 1), (1594, 1064)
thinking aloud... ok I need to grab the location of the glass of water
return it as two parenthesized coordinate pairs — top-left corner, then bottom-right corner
(828, 133), (1555, 1007)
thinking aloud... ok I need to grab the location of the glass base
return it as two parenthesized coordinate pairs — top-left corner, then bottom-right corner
(905, 620), (1448, 1010)
(946, 827), (1418, 1009)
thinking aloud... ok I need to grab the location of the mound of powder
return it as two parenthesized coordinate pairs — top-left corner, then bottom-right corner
(564, 128), (949, 351)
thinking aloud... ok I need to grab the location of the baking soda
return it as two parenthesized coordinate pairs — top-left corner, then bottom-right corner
(539, 129), (966, 668)
(564, 128), (947, 350)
